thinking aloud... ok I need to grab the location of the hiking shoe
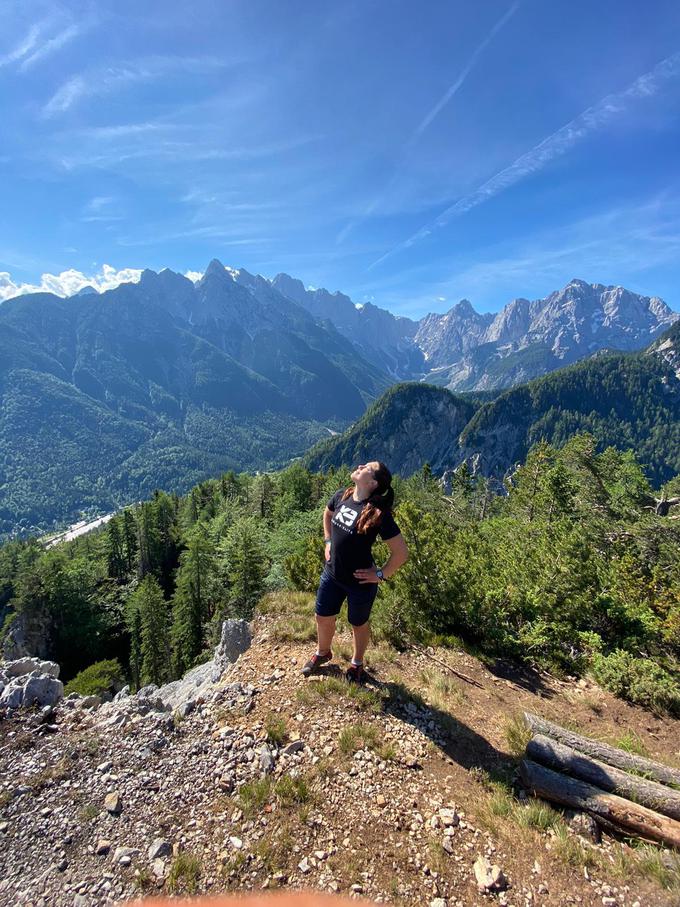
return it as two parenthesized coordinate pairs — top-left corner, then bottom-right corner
(345, 662), (366, 685)
(301, 651), (332, 677)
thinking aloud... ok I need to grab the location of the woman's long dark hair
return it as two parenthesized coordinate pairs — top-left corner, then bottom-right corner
(341, 462), (394, 534)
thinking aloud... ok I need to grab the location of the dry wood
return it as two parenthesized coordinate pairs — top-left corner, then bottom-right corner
(409, 643), (484, 688)
(520, 759), (680, 849)
(524, 712), (680, 789)
(527, 734), (680, 821)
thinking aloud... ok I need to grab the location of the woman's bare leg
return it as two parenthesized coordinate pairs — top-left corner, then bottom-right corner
(351, 621), (371, 663)
(316, 615), (336, 654)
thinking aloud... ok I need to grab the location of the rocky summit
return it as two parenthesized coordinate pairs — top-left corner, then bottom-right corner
(1, 599), (679, 907)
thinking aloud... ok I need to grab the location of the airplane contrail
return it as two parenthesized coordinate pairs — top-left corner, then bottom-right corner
(336, 2), (519, 246)
(368, 49), (680, 271)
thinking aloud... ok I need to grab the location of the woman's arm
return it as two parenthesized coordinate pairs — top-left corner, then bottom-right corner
(323, 507), (333, 562)
(354, 533), (409, 583)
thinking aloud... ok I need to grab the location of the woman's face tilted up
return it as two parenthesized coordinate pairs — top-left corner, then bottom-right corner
(350, 462), (379, 493)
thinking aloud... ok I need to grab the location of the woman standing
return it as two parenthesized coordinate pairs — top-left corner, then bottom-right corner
(302, 461), (409, 683)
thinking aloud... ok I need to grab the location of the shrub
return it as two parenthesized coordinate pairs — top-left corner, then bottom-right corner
(64, 658), (125, 697)
(592, 650), (680, 715)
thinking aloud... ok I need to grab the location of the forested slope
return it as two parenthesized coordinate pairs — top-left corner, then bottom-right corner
(306, 324), (680, 485)
(2, 439), (679, 718)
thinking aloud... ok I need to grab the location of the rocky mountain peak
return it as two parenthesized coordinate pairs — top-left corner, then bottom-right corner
(271, 273), (307, 305)
(452, 298), (476, 315)
(201, 258), (229, 281)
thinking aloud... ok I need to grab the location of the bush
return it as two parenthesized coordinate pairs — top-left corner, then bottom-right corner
(64, 658), (125, 697)
(592, 650), (680, 715)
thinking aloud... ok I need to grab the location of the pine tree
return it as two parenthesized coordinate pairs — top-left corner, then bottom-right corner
(130, 574), (171, 686)
(126, 598), (142, 690)
(252, 474), (276, 521)
(121, 508), (138, 575)
(105, 516), (126, 579)
(223, 517), (268, 619)
(170, 522), (217, 675)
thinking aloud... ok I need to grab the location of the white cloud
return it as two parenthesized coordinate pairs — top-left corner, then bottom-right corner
(184, 270), (203, 283)
(0, 17), (85, 71)
(0, 265), (143, 302)
(0, 22), (42, 68)
(43, 75), (87, 117)
(20, 23), (82, 70)
(43, 56), (229, 117)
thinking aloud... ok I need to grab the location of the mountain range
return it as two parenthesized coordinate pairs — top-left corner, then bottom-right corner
(0, 261), (388, 536)
(305, 320), (680, 486)
(273, 275), (677, 390)
(0, 262), (677, 536)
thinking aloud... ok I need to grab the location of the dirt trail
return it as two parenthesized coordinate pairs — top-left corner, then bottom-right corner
(1, 600), (679, 907)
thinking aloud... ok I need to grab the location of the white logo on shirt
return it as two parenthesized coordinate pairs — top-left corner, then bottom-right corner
(334, 505), (358, 528)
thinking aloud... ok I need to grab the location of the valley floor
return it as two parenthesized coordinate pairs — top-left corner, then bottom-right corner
(1, 592), (679, 907)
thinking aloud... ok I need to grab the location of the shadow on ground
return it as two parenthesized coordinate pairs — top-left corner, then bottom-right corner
(310, 662), (515, 784)
(483, 657), (554, 699)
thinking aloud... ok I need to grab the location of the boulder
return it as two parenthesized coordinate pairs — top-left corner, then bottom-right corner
(104, 792), (122, 815)
(136, 683), (159, 698)
(211, 619), (252, 681)
(474, 855), (507, 892)
(259, 744), (275, 774)
(0, 682), (25, 710)
(154, 618), (252, 712)
(23, 675), (64, 707)
(148, 839), (172, 860)
(4, 657), (60, 678)
(113, 685), (130, 702)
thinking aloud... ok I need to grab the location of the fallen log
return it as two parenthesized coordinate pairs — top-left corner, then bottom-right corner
(527, 734), (680, 821)
(524, 713), (680, 790)
(520, 759), (680, 849)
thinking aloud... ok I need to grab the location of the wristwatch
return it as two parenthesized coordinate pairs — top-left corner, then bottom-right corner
(376, 569), (386, 582)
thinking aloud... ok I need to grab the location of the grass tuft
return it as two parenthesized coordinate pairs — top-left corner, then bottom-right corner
(612, 730), (650, 758)
(552, 824), (599, 868)
(296, 676), (384, 713)
(167, 852), (202, 895)
(505, 714), (531, 758)
(515, 800), (563, 831)
(238, 778), (272, 818)
(274, 775), (310, 808)
(264, 713), (287, 746)
(257, 591), (316, 642)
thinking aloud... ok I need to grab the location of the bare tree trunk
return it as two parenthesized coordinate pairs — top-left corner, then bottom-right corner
(520, 759), (680, 849)
(524, 713), (680, 789)
(527, 734), (680, 821)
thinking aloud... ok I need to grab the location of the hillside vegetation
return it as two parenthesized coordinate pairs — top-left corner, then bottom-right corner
(2, 437), (679, 716)
(307, 326), (680, 485)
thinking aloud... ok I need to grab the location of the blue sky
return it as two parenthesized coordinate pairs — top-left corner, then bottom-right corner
(1, 0), (679, 317)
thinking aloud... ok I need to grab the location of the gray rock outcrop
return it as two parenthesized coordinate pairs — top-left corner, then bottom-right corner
(154, 618), (252, 712)
(0, 659), (64, 711)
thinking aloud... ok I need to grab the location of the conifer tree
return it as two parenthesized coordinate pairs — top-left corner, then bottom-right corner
(105, 516), (126, 579)
(121, 509), (138, 575)
(170, 521), (217, 675)
(132, 574), (170, 686)
(223, 517), (268, 619)
(126, 599), (142, 690)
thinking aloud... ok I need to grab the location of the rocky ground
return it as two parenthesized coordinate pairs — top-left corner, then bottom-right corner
(1, 592), (679, 907)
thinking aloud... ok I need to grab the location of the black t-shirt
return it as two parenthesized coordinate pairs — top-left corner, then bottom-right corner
(326, 489), (401, 586)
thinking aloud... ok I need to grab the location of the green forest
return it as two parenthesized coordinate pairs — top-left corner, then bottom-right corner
(1, 434), (679, 715)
